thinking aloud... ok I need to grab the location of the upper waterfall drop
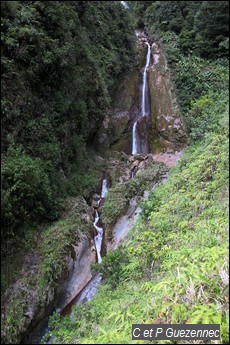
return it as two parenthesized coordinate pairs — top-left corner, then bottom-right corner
(131, 38), (151, 155)
(141, 42), (151, 117)
(121, 1), (129, 9)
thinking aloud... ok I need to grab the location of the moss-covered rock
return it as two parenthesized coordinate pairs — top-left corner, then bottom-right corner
(95, 31), (148, 155)
(96, 111), (131, 154)
(96, 33), (188, 156)
(1, 196), (93, 344)
(101, 158), (168, 229)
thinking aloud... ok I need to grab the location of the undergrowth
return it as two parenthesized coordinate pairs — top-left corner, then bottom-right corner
(102, 161), (167, 227)
(1, 196), (91, 344)
(45, 129), (229, 344)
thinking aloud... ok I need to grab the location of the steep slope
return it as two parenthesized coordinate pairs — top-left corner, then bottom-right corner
(45, 129), (229, 344)
(1, 2), (228, 344)
(37, 2), (229, 343)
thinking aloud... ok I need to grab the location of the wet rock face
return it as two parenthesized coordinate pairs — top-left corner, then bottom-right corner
(137, 116), (152, 154)
(96, 111), (131, 153)
(95, 31), (148, 155)
(1, 196), (93, 345)
(96, 33), (188, 156)
(149, 42), (188, 152)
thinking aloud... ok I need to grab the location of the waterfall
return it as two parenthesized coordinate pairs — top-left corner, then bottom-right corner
(93, 178), (108, 263)
(132, 120), (138, 155)
(121, 1), (129, 9)
(131, 40), (151, 154)
(101, 179), (108, 198)
(93, 211), (103, 264)
(37, 179), (108, 342)
(142, 42), (151, 117)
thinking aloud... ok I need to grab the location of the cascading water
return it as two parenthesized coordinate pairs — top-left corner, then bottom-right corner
(93, 211), (103, 264)
(141, 42), (151, 117)
(35, 179), (109, 344)
(93, 178), (108, 263)
(75, 273), (102, 305)
(101, 178), (108, 198)
(131, 40), (151, 155)
(132, 121), (138, 155)
(121, 1), (129, 9)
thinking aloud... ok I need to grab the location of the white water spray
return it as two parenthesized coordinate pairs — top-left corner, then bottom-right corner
(101, 179), (108, 198)
(93, 178), (108, 263)
(93, 211), (103, 264)
(121, 1), (129, 9)
(76, 273), (102, 305)
(132, 120), (138, 155)
(131, 40), (151, 154)
(142, 42), (151, 117)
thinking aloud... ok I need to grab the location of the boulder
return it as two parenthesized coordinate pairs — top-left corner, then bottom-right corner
(138, 160), (146, 169)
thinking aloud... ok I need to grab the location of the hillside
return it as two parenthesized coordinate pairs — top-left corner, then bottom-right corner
(1, 1), (229, 344)
(47, 129), (229, 344)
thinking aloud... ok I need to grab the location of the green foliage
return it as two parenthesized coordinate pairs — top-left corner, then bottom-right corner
(133, 0), (229, 143)
(186, 93), (226, 140)
(174, 57), (228, 139)
(39, 222), (77, 287)
(102, 161), (167, 227)
(128, 1), (153, 28)
(151, 32), (229, 141)
(1, 143), (60, 233)
(2, 2), (229, 344)
(193, 1), (229, 58)
(47, 129), (229, 344)
(1, 0), (135, 244)
(1, 0), (135, 154)
(66, 148), (106, 201)
(101, 183), (130, 227)
(172, 55), (229, 113)
(92, 246), (130, 289)
(1, 205), (90, 344)
(143, 1), (229, 58)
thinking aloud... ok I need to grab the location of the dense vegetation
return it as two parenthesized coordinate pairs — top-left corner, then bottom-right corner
(45, 128), (229, 345)
(1, 4), (136, 336)
(131, 1), (229, 59)
(41, 1), (229, 344)
(1, 1), (229, 344)
(1, 1), (135, 245)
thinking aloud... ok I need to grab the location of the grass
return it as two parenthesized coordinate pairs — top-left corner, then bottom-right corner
(46, 129), (229, 344)
(101, 160), (167, 228)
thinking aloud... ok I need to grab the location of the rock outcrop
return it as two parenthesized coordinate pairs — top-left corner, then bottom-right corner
(96, 31), (188, 155)
(149, 42), (188, 152)
(95, 31), (147, 155)
(1, 31), (189, 345)
(1, 196), (94, 344)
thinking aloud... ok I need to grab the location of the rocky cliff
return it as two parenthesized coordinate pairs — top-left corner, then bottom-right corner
(149, 41), (188, 152)
(96, 31), (188, 155)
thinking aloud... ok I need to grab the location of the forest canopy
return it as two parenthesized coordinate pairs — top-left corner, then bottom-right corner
(130, 1), (229, 57)
(1, 1), (135, 238)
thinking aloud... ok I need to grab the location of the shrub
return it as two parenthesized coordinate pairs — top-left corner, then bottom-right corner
(1, 143), (59, 234)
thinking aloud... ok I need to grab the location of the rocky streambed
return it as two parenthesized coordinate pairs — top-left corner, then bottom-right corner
(1, 147), (185, 345)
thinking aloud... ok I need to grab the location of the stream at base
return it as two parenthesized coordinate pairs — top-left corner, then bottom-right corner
(34, 179), (108, 344)
(23, 34), (153, 345)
